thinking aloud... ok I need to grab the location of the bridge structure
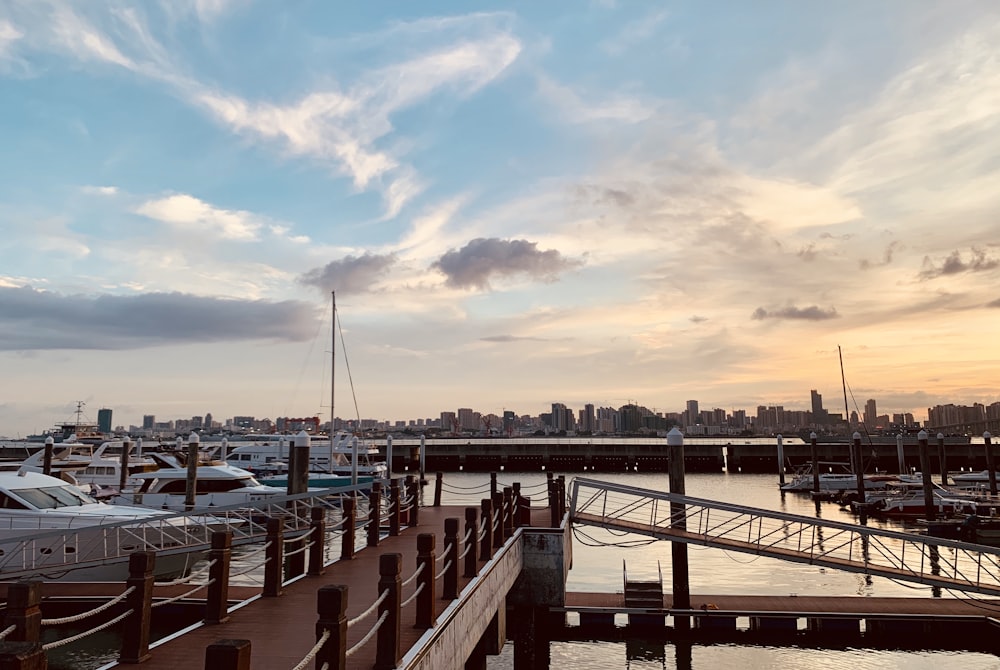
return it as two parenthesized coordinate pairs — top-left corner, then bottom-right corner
(570, 477), (1000, 597)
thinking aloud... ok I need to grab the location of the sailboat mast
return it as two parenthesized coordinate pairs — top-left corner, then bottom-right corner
(839, 345), (856, 474)
(330, 291), (336, 472)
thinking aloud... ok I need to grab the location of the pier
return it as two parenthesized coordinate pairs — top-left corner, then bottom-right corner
(4, 460), (1000, 667)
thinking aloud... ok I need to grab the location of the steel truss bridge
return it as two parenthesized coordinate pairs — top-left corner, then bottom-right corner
(569, 477), (1000, 597)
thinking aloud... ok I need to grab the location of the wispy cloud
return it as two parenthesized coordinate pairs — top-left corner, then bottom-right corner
(919, 248), (1000, 280)
(751, 305), (839, 321)
(536, 75), (654, 124)
(135, 194), (263, 241)
(80, 185), (119, 196)
(599, 8), (670, 55)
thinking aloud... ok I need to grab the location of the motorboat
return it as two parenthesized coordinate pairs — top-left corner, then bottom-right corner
(225, 431), (388, 480)
(19, 438), (160, 492)
(108, 460), (296, 511)
(779, 461), (895, 492)
(0, 466), (209, 581)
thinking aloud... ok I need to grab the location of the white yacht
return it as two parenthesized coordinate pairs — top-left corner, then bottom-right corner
(0, 466), (209, 581)
(225, 432), (388, 480)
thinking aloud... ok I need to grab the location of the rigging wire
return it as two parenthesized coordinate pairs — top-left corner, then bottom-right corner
(335, 307), (363, 430)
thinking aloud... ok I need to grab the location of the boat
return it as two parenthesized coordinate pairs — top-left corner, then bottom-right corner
(18, 438), (160, 493)
(107, 458), (296, 511)
(0, 465), (209, 581)
(226, 432), (387, 481)
(47, 400), (110, 444)
(859, 481), (1000, 519)
(779, 461), (897, 492)
(920, 513), (1000, 545)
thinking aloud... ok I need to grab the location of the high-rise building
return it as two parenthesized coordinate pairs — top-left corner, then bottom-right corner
(97, 408), (113, 434)
(457, 408), (477, 431)
(551, 403), (568, 431)
(864, 399), (877, 428)
(580, 403), (595, 433)
(440, 411), (457, 433)
(810, 390), (827, 425)
(142, 415), (155, 430)
(685, 400), (699, 426)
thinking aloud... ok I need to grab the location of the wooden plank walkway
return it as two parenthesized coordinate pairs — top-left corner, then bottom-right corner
(108, 504), (550, 670)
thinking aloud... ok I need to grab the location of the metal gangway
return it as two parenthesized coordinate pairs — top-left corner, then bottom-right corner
(570, 477), (1000, 597)
(0, 485), (373, 582)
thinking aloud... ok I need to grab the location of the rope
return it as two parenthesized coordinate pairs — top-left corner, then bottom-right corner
(285, 540), (316, 558)
(42, 609), (132, 650)
(345, 610), (387, 658)
(477, 526), (487, 541)
(151, 579), (215, 608)
(462, 528), (472, 544)
(347, 589), (389, 628)
(0, 625), (15, 640)
(436, 544), (453, 562)
(401, 581), (425, 608)
(41, 586), (135, 625)
(435, 560), (452, 580)
(459, 544), (472, 560)
(401, 562), (425, 588)
(290, 628), (331, 670)
(154, 559), (217, 587)
(440, 481), (491, 492)
(240, 541), (272, 562)
(230, 558), (269, 578)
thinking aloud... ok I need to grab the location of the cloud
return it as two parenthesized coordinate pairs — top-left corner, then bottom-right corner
(0, 286), (316, 351)
(988, 298), (1000, 308)
(480, 334), (549, 343)
(135, 194), (262, 241)
(751, 305), (839, 321)
(433, 238), (582, 290)
(919, 247), (999, 280)
(689, 315), (708, 324)
(536, 75), (655, 124)
(859, 241), (900, 270)
(298, 253), (398, 295)
(80, 185), (119, 196)
(599, 8), (670, 56)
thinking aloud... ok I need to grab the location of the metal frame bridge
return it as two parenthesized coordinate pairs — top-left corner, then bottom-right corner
(569, 477), (1000, 597)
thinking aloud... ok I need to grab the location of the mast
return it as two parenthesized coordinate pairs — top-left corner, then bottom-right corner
(839, 345), (855, 473)
(330, 291), (336, 472)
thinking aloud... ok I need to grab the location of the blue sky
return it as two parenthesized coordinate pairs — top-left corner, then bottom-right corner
(1, 1), (999, 436)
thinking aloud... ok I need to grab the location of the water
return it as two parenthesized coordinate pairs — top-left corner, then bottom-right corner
(434, 471), (1000, 669)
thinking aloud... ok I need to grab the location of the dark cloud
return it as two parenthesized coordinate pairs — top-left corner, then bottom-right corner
(574, 184), (636, 208)
(298, 253), (397, 295)
(859, 241), (900, 270)
(797, 244), (817, 262)
(919, 247), (999, 280)
(433, 238), (581, 290)
(988, 298), (1000, 308)
(751, 305), (839, 321)
(480, 335), (548, 343)
(0, 286), (317, 351)
(689, 315), (708, 324)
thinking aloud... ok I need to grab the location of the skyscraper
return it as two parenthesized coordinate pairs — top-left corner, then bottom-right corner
(864, 399), (878, 428)
(686, 400), (699, 426)
(97, 408), (112, 434)
(810, 390), (827, 425)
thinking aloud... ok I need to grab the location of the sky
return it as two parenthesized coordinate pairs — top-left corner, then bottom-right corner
(1, 1), (999, 437)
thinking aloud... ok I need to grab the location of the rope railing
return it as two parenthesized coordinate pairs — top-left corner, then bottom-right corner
(459, 543), (473, 560)
(477, 525), (488, 541)
(436, 544), (453, 562)
(400, 580), (425, 608)
(401, 562), (425, 588)
(151, 579), (215, 608)
(284, 540), (316, 558)
(40, 586), (135, 626)
(498, 480), (549, 492)
(435, 560), (452, 580)
(41, 609), (133, 650)
(347, 588), (389, 628)
(345, 610), (388, 658)
(461, 528), (472, 544)
(153, 559), (217, 587)
(440, 481), (492, 492)
(289, 628), (330, 670)
(0, 624), (15, 640)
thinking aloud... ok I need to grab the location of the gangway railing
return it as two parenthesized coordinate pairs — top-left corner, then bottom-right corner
(570, 477), (1000, 597)
(0, 484), (372, 581)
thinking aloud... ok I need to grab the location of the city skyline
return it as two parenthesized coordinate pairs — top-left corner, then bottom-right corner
(2, 3), (999, 438)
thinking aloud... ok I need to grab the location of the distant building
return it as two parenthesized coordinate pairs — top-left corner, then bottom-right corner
(97, 408), (113, 434)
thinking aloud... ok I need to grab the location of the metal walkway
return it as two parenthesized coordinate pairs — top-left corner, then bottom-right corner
(569, 477), (1000, 597)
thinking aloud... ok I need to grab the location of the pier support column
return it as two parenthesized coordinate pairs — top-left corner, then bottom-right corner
(667, 427), (690, 632)
(512, 605), (550, 670)
(484, 607), (506, 655)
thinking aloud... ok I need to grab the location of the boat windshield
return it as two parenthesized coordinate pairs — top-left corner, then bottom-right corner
(14, 485), (97, 509)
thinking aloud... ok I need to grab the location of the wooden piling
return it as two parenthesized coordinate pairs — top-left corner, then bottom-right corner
(464, 507), (479, 577)
(480, 498), (494, 560)
(342, 497), (357, 560)
(204, 639), (251, 670)
(205, 531), (233, 625)
(443, 518), (460, 600)
(263, 517), (284, 597)
(3, 582), (41, 643)
(415, 534), (436, 629)
(434, 472), (443, 507)
(309, 506), (327, 576)
(389, 480), (402, 537)
(316, 585), (348, 670)
(374, 553), (402, 670)
(368, 481), (382, 548)
(119, 551), (156, 664)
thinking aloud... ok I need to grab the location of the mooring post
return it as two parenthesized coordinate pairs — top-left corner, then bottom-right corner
(0, 641), (47, 670)
(292, 431), (310, 495)
(185, 432), (200, 512)
(341, 497), (356, 560)
(512, 605), (550, 670)
(316, 585), (348, 670)
(853, 432), (866, 518)
(667, 427), (690, 633)
(464, 507), (479, 577)
(548, 478), (560, 528)
(434, 472), (443, 507)
(415, 534), (436, 629)
(938, 433), (948, 487)
(776, 434), (785, 486)
(480, 498), (494, 560)
(3, 581), (41, 642)
(406, 474), (419, 526)
(809, 432), (820, 495)
(368, 481), (382, 547)
(490, 472), (498, 497)
(558, 476), (567, 519)
(120, 435), (132, 494)
(389, 479), (402, 536)
(309, 506), (326, 576)
(918, 430), (935, 521)
(119, 550), (156, 664)
(491, 491), (504, 548)
(204, 639), (251, 670)
(443, 517), (460, 600)
(374, 553), (402, 670)
(512, 482), (524, 527)
(263, 517), (284, 597)
(42, 437), (53, 477)
(986, 432), (996, 496)
(205, 531), (233, 625)
(502, 487), (514, 540)
(896, 433), (906, 475)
